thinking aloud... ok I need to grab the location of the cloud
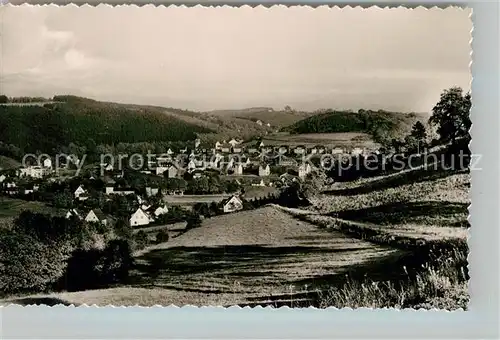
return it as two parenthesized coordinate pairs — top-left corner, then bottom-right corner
(2, 5), (472, 112)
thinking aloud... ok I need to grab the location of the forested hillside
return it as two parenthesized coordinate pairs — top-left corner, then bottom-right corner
(281, 109), (424, 144)
(0, 96), (213, 155)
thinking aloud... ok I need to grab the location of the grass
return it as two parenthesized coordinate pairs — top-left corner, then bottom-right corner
(0, 197), (60, 219)
(0, 155), (21, 170)
(260, 132), (379, 148)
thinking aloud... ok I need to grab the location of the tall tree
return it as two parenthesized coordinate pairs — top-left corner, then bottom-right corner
(429, 87), (471, 144)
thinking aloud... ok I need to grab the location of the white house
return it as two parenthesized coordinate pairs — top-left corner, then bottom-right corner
(293, 146), (306, 155)
(74, 185), (86, 199)
(251, 179), (266, 187)
(103, 164), (115, 171)
(298, 164), (312, 178)
(351, 147), (363, 155)
(256, 120), (263, 126)
(65, 209), (82, 220)
(233, 146), (243, 153)
(231, 164), (243, 176)
(278, 146), (288, 154)
(105, 185), (115, 195)
(146, 186), (159, 197)
(187, 160), (196, 172)
(331, 147), (344, 155)
(42, 158), (52, 169)
(153, 204), (169, 217)
(229, 138), (240, 147)
(220, 144), (231, 153)
(0, 174), (6, 183)
(85, 209), (108, 226)
(167, 148), (174, 156)
(309, 147), (318, 155)
(258, 164), (271, 177)
(215, 141), (222, 150)
(129, 208), (152, 227)
(18, 166), (47, 179)
(195, 139), (201, 149)
(222, 195), (244, 213)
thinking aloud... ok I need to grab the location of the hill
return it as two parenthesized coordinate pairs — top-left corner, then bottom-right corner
(209, 107), (315, 129)
(282, 109), (427, 144)
(0, 96), (213, 154)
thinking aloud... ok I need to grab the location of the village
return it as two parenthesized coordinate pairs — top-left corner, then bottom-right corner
(0, 136), (377, 230)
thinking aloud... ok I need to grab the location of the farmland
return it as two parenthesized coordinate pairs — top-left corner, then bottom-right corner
(260, 132), (380, 149)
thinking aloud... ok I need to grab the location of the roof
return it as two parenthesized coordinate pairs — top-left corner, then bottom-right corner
(92, 209), (107, 221)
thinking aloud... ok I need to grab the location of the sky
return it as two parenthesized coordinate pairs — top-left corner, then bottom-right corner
(1, 5), (472, 112)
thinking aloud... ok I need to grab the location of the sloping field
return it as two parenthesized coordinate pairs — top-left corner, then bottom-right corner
(123, 207), (400, 306)
(163, 194), (232, 205)
(262, 132), (379, 149)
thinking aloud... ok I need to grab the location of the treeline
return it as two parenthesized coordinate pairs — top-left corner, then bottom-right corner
(0, 96), (213, 155)
(282, 109), (408, 143)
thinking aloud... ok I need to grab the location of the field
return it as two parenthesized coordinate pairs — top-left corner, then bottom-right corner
(0, 155), (21, 170)
(261, 132), (380, 149)
(162, 194), (232, 206)
(5, 207), (402, 307)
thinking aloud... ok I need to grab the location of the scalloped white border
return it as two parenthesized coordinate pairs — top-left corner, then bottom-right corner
(0, 3), (473, 312)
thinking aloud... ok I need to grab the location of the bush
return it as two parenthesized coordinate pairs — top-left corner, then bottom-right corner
(61, 239), (134, 292)
(134, 230), (150, 250)
(155, 229), (169, 244)
(0, 230), (67, 295)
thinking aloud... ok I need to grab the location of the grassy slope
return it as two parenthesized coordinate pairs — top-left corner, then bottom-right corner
(6, 207), (398, 307)
(0, 155), (21, 170)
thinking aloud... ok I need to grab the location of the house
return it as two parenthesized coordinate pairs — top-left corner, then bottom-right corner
(180, 147), (188, 154)
(258, 164), (271, 177)
(18, 166), (47, 179)
(351, 147), (363, 155)
(317, 146), (326, 154)
(220, 143), (232, 153)
(256, 120), (263, 126)
(192, 170), (204, 179)
(293, 146), (306, 156)
(232, 145), (243, 153)
(309, 147), (318, 155)
(0, 174), (6, 183)
(277, 146), (288, 154)
(215, 141), (222, 150)
(251, 179), (266, 187)
(42, 158), (52, 169)
(85, 209), (108, 226)
(166, 148), (174, 156)
(331, 147), (344, 155)
(259, 141), (265, 148)
(195, 139), (201, 149)
(164, 164), (179, 178)
(153, 204), (169, 217)
(229, 163), (243, 176)
(111, 188), (135, 196)
(99, 162), (114, 172)
(129, 208), (152, 227)
(74, 185), (86, 199)
(248, 147), (259, 154)
(105, 184), (115, 195)
(187, 160), (196, 172)
(222, 195), (244, 213)
(266, 123), (271, 127)
(65, 209), (82, 220)
(228, 138), (240, 147)
(146, 186), (159, 197)
(298, 163), (312, 178)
